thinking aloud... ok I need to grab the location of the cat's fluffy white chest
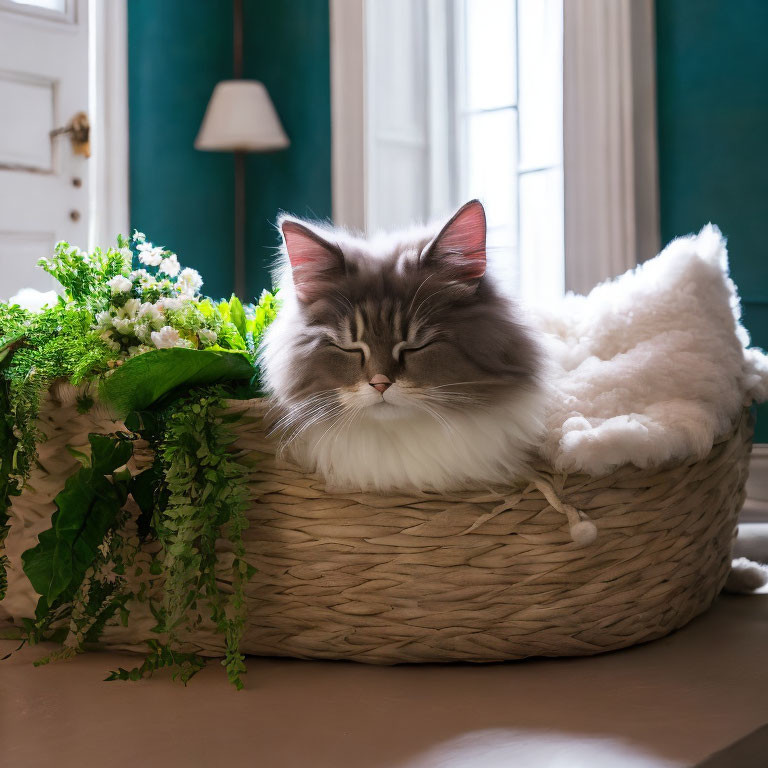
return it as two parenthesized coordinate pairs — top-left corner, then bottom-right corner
(286, 393), (542, 492)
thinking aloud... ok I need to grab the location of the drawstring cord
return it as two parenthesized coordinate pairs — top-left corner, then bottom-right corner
(532, 477), (597, 546)
(457, 477), (597, 546)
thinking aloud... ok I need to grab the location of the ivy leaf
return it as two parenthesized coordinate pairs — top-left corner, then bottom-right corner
(98, 348), (255, 416)
(228, 295), (247, 340)
(0, 332), (25, 368)
(21, 434), (133, 603)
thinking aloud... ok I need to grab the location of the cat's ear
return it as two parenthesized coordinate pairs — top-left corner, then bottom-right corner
(422, 199), (486, 281)
(280, 218), (344, 303)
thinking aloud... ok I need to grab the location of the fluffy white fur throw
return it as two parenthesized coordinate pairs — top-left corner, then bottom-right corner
(530, 225), (768, 476)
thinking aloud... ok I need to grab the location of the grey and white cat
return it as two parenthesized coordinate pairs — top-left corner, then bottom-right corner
(260, 200), (544, 491)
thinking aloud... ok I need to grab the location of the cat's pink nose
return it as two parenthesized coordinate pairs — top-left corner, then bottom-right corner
(369, 374), (392, 393)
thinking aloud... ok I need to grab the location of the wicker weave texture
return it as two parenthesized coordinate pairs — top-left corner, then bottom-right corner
(0, 385), (149, 623)
(1, 393), (751, 664)
(226, 400), (751, 664)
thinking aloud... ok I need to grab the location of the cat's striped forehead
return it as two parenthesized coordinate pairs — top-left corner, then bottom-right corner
(334, 297), (432, 362)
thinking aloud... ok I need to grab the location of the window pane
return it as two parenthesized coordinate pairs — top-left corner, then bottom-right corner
(9, 0), (67, 12)
(486, 224), (519, 293)
(517, 0), (563, 171)
(463, 0), (516, 111)
(465, 109), (517, 230)
(518, 167), (564, 303)
(464, 108), (518, 288)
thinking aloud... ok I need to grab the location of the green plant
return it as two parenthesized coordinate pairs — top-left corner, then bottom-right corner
(108, 391), (251, 687)
(0, 235), (280, 686)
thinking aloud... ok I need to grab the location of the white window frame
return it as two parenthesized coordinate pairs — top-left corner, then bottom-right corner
(88, 0), (129, 248)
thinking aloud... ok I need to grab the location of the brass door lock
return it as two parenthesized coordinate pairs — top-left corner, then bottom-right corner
(50, 111), (91, 158)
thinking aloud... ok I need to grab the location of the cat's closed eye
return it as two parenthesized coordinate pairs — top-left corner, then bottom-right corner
(393, 341), (435, 362)
(329, 343), (366, 363)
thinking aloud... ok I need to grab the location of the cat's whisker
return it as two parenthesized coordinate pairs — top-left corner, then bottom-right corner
(412, 285), (453, 321)
(269, 391), (340, 426)
(411, 399), (458, 438)
(407, 274), (435, 317)
(274, 407), (344, 450)
(327, 405), (362, 452)
(279, 401), (347, 447)
(266, 389), (338, 423)
(313, 403), (360, 449)
(427, 380), (509, 389)
(330, 289), (355, 312)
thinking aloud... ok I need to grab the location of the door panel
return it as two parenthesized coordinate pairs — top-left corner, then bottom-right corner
(0, 0), (88, 298)
(0, 71), (56, 171)
(0, 231), (57, 292)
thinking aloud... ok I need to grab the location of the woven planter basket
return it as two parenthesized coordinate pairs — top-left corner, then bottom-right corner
(0, 389), (752, 664)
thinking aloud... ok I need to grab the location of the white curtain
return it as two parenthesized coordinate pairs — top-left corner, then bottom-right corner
(563, 0), (659, 294)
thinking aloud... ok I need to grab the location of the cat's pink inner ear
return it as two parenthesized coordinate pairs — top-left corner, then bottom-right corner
(281, 220), (341, 301)
(429, 200), (487, 280)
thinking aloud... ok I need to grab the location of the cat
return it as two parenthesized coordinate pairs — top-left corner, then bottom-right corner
(259, 199), (544, 492)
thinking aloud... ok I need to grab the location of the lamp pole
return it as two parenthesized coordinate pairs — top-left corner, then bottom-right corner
(195, 0), (288, 298)
(233, 0), (246, 298)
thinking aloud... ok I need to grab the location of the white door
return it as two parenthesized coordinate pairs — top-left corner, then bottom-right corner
(0, 0), (89, 299)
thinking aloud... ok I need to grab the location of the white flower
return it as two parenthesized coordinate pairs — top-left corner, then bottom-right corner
(137, 242), (164, 267)
(8, 288), (58, 312)
(150, 325), (182, 349)
(108, 275), (133, 294)
(132, 230), (146, 243)
(157, 297), (184, 311)
(133, 323), (150, 342)
(130, 268), (153, 284)
(115, 298), (140, 318)
(158, 253), (180, 277)
(138, 301), (164, 327)
(176, 267), (203, 296)
(198, 328), (217, 346)
(95, 310), (112, 328)
(119, 246), (133, 261)
(112, 317), (134, 335)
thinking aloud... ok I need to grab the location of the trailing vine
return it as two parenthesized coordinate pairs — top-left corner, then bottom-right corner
(108, 390), (251, 687)
(0, 377), (18, 601)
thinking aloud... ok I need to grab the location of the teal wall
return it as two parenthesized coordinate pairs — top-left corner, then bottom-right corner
(656, 0), (768, 439)
(127, 0), (331, 301)
(242, 1), (332, 298)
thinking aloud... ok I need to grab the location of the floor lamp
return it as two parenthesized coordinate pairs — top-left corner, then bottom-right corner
(195, 0), (289, 298)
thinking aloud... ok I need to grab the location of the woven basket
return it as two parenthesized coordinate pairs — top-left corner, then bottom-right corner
(1, 391), (752, 664)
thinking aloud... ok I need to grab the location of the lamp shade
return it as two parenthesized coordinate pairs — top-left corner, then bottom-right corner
(195, 80), (290, 152)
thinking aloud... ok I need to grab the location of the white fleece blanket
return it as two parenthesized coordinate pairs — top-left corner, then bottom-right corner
(530, 225), (768, 476)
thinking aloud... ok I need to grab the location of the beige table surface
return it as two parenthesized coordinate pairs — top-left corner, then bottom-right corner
(2, 589), (768, 768)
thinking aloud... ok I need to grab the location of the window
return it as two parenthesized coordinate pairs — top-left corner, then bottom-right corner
(456, 0), (563, 302)
(363, 0), (563, 303)
(334, 0), (658, 299)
